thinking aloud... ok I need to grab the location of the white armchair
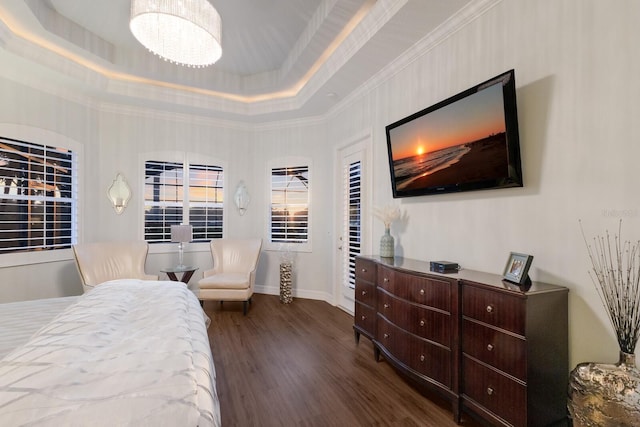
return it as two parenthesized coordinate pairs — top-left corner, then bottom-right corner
(198, 238), (262, 315)
(72, 241), (158, 293)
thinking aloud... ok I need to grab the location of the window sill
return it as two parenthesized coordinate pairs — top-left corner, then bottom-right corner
(0, 248), (74, 268)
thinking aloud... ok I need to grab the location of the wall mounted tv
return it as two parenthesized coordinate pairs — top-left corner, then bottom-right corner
(385, 69), (523, 198)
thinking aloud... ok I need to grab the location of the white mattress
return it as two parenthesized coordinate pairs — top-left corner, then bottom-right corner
(0, 280), (220, 426)
(0, 296), (77, 359)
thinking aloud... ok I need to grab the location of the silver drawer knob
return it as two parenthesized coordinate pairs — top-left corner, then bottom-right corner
(486, 305), (494, 313)
(383, 303), (389, 309)
(419, 289), (425, 295)
(361, 290), (367, 296)
(420, 355), (425, 362)
(419, 320), (425, 327)
(487, 387), (494, 396)
(383, 277), (389, 282)
(361, 268), (367, 273)
(487, 344), (494, 351)
(383, 333), (390, 339)
(361, 315), (366, 321)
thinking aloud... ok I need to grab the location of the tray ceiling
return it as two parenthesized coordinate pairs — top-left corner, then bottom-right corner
(0, 0), (472, 122)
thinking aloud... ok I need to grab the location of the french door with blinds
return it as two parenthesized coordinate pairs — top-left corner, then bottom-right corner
(337, 143), (366, 311)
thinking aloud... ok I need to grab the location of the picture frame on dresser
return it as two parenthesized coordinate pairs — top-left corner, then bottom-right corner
(502, 252), (533, 285)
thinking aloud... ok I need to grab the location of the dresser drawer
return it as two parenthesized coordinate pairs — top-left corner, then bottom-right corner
(377, 317), (451, 388)
(379, 268), (450, 311)
(463, 356), (526, 427)
(355, 279), (376, 307)
(378, 289), (450, 346)
(355, 257), (376, 283)
(462, 319), (526, 381)
(462, 284), (525, 335)
(355, 302), (376, 337)
(378, 265), (395, 289)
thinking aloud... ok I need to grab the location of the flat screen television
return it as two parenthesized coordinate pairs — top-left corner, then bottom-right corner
(385, 69), (523, 198)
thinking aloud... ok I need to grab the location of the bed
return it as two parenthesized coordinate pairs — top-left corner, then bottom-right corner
(0, 279), (220, 426)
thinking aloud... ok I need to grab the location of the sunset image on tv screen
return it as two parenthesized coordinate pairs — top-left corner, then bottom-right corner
(389, 83), (508, 192)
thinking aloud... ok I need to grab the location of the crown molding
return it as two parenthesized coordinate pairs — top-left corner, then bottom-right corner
(327, 0), (502, 121)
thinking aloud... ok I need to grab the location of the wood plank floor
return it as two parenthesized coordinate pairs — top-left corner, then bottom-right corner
(204, 294), (485, 427)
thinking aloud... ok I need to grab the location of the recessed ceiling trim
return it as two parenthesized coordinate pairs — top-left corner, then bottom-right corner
(0, 0), (376, 106)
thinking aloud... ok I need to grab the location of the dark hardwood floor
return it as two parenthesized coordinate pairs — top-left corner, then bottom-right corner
(204, 294), (484, 427)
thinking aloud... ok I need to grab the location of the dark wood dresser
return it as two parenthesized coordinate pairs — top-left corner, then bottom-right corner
(353, 256), (569, 427)
(354, 257), (377, 342)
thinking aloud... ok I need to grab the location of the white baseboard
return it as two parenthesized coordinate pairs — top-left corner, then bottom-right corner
(254, 284), (333, 306)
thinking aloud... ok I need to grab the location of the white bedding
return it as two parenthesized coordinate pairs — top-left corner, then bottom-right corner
(0, 280), (220, 427)
(0, 296), (77, 359)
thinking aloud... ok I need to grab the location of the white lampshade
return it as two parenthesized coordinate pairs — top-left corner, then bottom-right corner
(130, 0), (222, 68)
(171, 224), (193, 243)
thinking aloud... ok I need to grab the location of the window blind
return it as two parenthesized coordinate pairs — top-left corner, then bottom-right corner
(0, 136), (75, 253)
(344, 160), (361, 289)
(144, 160), (224, 243)
(144, 161), (183, 242)
(188, 163), (223, 241)
(270, 166), (309, 243)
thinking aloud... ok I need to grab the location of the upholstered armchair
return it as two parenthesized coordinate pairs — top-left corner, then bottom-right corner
(198, 238), (262, 315)
(72, 241), (158, 293)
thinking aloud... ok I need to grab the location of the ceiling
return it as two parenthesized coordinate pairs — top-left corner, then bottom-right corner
(0, 0), (472, 123)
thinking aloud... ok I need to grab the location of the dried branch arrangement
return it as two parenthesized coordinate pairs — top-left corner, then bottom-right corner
(581, 220), (640, 354)
(373, 205), (401, 229)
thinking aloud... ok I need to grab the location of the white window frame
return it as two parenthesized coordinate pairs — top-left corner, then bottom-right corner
(264, 157), (312, 253)
(140, 151), (227, 253)
(0, 124), (81, 267)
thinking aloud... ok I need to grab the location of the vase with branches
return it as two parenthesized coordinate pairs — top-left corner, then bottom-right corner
(581, 220), (640, 357)
(568, 220), (640, 426)
(373, 205), (400, 258)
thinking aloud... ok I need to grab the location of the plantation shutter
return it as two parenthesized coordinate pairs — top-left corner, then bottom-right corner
(144, 160), (184, 242)
(0, 137), (75, 253)
(188, 164), (223, 241)
(343, 160), (361, 289)
(270, 166), (309, 243)
(145, 160), (224, 242)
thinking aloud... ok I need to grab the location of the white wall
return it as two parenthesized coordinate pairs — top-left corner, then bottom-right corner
(327, 0), (640, 367)
(0, 0), (637, 369)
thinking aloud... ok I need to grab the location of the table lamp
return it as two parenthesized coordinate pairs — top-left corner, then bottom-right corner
(171, 224), (193, 269)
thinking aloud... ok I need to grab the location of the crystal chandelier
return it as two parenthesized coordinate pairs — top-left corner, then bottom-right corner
(130, 0), (222, 68)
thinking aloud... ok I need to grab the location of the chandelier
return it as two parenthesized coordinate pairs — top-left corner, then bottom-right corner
(129, 0), (222, 68)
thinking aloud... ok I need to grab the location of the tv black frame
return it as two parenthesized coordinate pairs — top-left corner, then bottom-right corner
(385, 69), (523, 198)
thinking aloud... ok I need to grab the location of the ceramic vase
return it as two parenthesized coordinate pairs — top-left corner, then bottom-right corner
(380, 227), (394, 258)
(568, 351), (640, 426)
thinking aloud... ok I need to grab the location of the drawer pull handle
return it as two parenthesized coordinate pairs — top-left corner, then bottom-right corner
(486, 305), (494, 313)
(361, 290), (367, 296)
(383, 277), (389, 283)
(383, 303), (389, 309)
(383, 333), (390, 339)
(487, 387), (494, 396)
(420, 355), (425, 362)
(419, 289), (425, 295)
(487, 344), (494, 351)
(361, 315), (366, 321)
(361, 268), (367, 273)
(419, 320), (425, 327)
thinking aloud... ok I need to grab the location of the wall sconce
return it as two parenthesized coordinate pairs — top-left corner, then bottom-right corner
(171, 224), (193, 268)
(234, 181), (250, 216)
(107, 173), (131, 214)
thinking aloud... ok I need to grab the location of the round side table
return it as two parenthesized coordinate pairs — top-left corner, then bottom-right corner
(161, 266), (199, 284)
